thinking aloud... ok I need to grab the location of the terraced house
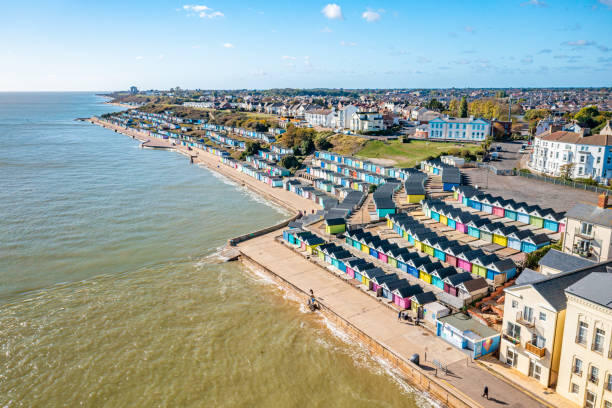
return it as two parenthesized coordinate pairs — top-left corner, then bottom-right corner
(427, 116), (489, 142)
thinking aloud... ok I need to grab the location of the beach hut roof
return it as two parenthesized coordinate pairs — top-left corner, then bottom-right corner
(467, 218), (489, 228)
(473, 254), (498, 267)
(396, 251), (420, 262)
(371, 273), (399, 286)
(409, 256), (432, 268)
(325, 217), (346, 226)
(410, 291), (437, 305)
(362, 267), (386, 279)
(353, 262), (376, 272)
(431, 266), (458, 280)
(525, 233), (550, 245)
(302, 236), (325, 246)
(444, 272), (473, 286)
(500, 225), (520, 236)
(507, 229), (532, 240)
(389, 247), (406, 258)
(460, 249), (486, 262)
(382, 278), (411, 292)
(331, 250), (353, 261)
(445, 244), (470, 257)
(345, 257), (368, 268)
(458, 277), (488, 293)
(503, 199), (518, 210)
(393, 284), (423, 298)
(419, 261), (444, 274)
(487, 258), (517, 272)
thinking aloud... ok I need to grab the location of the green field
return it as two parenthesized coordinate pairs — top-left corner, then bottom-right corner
(356, 139), (482, 168)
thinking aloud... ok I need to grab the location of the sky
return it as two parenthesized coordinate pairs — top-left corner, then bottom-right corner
(1, 0), (611, 91)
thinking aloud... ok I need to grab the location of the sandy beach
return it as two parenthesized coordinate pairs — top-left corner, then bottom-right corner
(90, 118), (320, 214)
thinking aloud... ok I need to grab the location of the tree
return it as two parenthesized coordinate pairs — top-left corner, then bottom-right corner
(448, 99), (460, 117)
(560, 163), (575, 181)
(244, 141), (262, 157)
(280, 155), (300, 170)
(573, 106), (600, 129)
(459, 97), (468, 118)
(300, 138), (315, 155)
(425, 98), (445, 112)
(314, 134), (332, 150)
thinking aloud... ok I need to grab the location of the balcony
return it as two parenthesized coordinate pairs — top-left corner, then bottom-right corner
(516, 311), (535, 328)
(574, 227), (595, 240)
(503, 332), (521, 345)
(525, 341), (546, 358)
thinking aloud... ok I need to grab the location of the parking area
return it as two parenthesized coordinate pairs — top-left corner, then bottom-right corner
(488, 141), (525, 170)
(462, 167), (599, 212)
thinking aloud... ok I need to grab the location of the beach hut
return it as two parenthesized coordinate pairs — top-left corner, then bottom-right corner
(515, 202), (531, 224)
(392, 285), (423, 309)
(330, 250), (352, 272)
(433, 239), (451, 262)
(542, 209), (563, 232)
(370, 273), (399, 293)
(410, 291), (437, 313)
(421, 236), (437, 257)
(325, 218), (346, 235)
(480, 195), (494, 214)
(443, 272), (473, 296)
(446, 212), (457, 230)
(471, 254), (496, 278)
(486, 257), (516, 281)
(457, 249), (483, 273)
(444, 244), (465, 267)
(381, 278), (410, 300)
(353, 262), (376, 284)
(478, 222), (494, 243)
(455, 213), (470, 234)
(345, 257), (367, 279)
(507, 229), (529, 251)
(456, 277), (489, 301)
(528, 206), (545, 228)
(491, 224), (509, 247)
(491, 197), (506, 217)
(396, 251), (419, 273)
(521, 233), (550, 253)
(407, 256), (431, 278)
(467, 218), (487, 239)
(503, 200), (518, 221)
(376, 242), (392, 263)
(418, 261), (443, 284)
(387, 247), (404, 268)
(431, 266), (457, 290)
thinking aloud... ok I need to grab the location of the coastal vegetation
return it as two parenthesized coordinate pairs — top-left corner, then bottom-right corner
(356, 139), (482, 168)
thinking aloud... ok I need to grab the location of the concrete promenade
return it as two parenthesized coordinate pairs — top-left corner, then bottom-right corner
(238, 231), (549, 408)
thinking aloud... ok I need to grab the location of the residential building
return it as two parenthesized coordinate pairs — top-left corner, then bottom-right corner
(428, 116), (490, 142)
(333, 104), (358, 129)
(528, 131), (612, 182)
(556, 272), (612, 408)
(539, 249), (595, 275)
(563, 201), (612, 262)
(350, 112), (385, 133)
(499, 261), (612, 389)
(601, 120), (612, 137)
(305, 108), (334, 128)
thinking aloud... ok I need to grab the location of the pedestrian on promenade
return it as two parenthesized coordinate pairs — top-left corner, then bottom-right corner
(397, 311), (402, 321)
(482, 385), (489, 400)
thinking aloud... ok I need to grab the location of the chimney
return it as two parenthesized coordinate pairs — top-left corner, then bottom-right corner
(598, 193), (608, 209)
(549, 124), (562, 133)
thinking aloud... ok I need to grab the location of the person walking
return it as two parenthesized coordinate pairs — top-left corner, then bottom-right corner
(482, 385), (489, 400)
(397, 310), (403, 321)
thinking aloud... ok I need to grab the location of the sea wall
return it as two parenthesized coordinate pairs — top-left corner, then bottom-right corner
(228, 214), (300, 246)
(239, 254), (483, 408)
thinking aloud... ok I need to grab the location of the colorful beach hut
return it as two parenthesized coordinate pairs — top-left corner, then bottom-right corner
(431, 266), (458, 290)
(410, 291), (437, 313)
(443, 272), (473, 296)
(392, 285), (423, 309)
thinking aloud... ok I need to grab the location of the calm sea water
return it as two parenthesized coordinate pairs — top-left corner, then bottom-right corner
(0, 93), (433, 407)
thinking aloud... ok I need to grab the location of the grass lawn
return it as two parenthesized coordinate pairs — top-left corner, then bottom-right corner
(357, 139), (482, 168)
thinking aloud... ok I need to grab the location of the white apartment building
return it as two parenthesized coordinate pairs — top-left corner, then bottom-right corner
(349, 112), (385, 133)
(333, 104), (358, 129)
(428, 116), (489, 142)
(304, 108), (334, 127)
(528, 131), (612, 182)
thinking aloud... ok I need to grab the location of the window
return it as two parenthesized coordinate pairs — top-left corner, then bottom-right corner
(586, 391), (597, 408)
(607, 374), (612, 392)
(512, 300), (518, 308)
(580, 223), (593, 236)
(539, 312), (547, 321)
(593, 328), (605, 353)
(523, 306), (534, 323)
(506, 321), (521, 340)
(604, 401), (611, 408)
(506, 348), (517, 366)
(590, 365), (599, 384)
(577, 321), (589, 344)
(571, 383), (579, 394)
(597, 157), (601, 164)
(574, 358), (583, 375)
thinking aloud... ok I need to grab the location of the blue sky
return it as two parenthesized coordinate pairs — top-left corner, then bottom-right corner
(1, 0), (611, 91)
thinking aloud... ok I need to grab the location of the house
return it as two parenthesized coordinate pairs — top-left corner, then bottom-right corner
(555, 272), (612, 408)
(499, 261), (612, 388)
(428, 116), (490, 143)
(528, 130), (612, 182)
(350, 112), (386, 133)
(562, 201), (612, 262)
(456, 277), (489, 302)
(538, 249), (595, 275)
(305, 108), (334, 128)
(436, 313), (501, 359)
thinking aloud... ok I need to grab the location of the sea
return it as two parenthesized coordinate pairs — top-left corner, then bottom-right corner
(0, 92), (435, 407)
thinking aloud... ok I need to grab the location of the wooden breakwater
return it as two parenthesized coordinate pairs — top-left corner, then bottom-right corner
(228, 214), (300, 246)
(239, 253), (483, 408)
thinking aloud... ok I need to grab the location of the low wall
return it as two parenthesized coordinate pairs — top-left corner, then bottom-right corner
(239, 254), (483, 408)
(228, 215), (300, 246)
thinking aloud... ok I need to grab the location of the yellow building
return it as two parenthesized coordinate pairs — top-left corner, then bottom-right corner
(556, 272), (612, 408)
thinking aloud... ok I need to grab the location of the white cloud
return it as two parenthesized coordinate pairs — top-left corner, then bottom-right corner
(321, 26), (332, 33)
(362, 10), (382, 22)
(464, 26), (476, 34)
(322, 4), (343, 20)
(158, 54), (165, 60)
(182, 4), (224, 19)
(135, 56), (144, 60)
(564, 40), (595, 47)
(281, 56), (297, 60)
(340, 41), (357, 47)
(304, 56), (311, 66)
(521, 56), (534, 64)
(521, 0), (547, 7)
(223, 43), (235, 48)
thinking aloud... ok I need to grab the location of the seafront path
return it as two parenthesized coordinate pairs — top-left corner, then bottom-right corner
(238, 231), (554, 408)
